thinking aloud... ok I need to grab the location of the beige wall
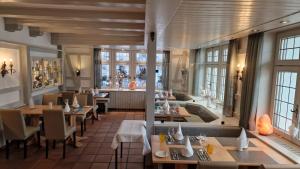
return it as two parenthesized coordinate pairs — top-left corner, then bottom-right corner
(63, 46), (94, 90)
(169, 49), (190, 93)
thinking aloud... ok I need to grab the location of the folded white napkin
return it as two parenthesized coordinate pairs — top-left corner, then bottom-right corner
(29, 97), (35, 108)
(169, 89), (173, 96)
(237, 128), (249, 151)
(64, 102), (71, 113)
(163, 100), (170, 114)
(95, 88), (100, 95)
(181, 137), (194, 157)
(90, 88), (95, 96)
(72, 96), (80, 108)
(174, 123), (184, 141)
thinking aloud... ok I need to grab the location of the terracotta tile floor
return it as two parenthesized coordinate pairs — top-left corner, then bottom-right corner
(0, 111), (146, 169)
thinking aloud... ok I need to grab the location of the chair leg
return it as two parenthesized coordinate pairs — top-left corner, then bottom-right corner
(63, 139), (66, 159)
(37, 131), (41, 148)
(84, 119), (87, 131)
(73, 132), (76, 148)
(23, 139), (27, 159)
(53, 140), (56, 149)
(5, 140), (9, 159)
(80, 121), (84, 137)
(45, 140), (49, 159)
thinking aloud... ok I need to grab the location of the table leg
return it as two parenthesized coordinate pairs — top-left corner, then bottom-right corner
(115, 148), (118, 169)
(120, 142), (123, 158)
(70, 116), (88, 147)
(157, 164), (163, 169)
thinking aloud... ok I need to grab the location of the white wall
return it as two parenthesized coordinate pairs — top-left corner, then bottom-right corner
(0, 17), (57, 147)
(0, 18), (56, 49)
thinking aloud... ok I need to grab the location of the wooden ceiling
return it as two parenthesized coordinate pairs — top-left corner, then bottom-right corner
(146, 0), (300, 49)
(0, 0), (146, 46)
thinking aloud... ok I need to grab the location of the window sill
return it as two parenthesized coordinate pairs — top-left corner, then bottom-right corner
(250, 131), (300, 164)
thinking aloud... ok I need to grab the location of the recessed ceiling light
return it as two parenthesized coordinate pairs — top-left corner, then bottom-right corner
(280, 20), (289, 24)
(252, 29), (259, 32)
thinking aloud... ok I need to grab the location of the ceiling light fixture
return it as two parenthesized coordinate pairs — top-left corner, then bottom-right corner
(252, 29), (259, 32)
(280, 20), (289, 24)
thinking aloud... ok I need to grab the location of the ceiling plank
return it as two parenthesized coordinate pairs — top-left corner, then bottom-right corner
(0, 6), (145, 23)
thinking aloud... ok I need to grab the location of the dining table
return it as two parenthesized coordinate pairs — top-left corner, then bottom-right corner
(155, 93), (176, 101)
(151, 135), (295, 169)
(93, 92), (109, 117)
(18, 105), (93, 147)
(155, 107), (191, 121)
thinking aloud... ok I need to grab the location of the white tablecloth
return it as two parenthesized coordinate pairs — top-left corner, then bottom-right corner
(111, 120), (151, 155)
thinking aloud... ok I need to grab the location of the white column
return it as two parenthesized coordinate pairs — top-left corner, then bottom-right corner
(146, 32), (156, 137)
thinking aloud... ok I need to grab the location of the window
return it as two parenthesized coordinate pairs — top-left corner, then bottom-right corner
(156, 53), (163, 89)
(115, 52), (130, 88)
(272, 32), (300, 141)
(204, 44), (228, 103)
(136, 53), (147, 88)
(100, 51), (111, 88)
(99, 50), (165, 89)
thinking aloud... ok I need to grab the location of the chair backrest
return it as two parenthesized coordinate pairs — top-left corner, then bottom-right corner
(75, 94), (88, 106)
(197, 161), (239, 169)
(42, 94), (58, 105)
(260, 164), (300, 169)
(62, 91), (75, 105)
(0, 109), (26, 140)
(43, 109), (66, 140)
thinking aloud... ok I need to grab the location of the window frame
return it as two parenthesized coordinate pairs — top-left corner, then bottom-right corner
(204, 44), (228, 104)
(271, 29), (300, 145)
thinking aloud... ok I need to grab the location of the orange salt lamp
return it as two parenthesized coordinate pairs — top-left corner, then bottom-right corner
(128, 80), (137, 90)
(257, 114), (273, 135)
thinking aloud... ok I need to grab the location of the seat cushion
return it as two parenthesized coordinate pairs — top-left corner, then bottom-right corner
(65, 126), (76, 139)
(184, 114), (204, 122)
(185, 103), (219, 122)
(25, 126), (40, 139)
(261, 164), (300, 169)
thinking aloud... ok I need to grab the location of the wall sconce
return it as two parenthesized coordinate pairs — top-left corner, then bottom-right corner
(236, 64), (244, 81)
(1, 58), (16, 78)
(75, 69), (80, 77)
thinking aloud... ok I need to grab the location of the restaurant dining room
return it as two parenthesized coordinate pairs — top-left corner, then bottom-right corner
(0, 0), (300, 169)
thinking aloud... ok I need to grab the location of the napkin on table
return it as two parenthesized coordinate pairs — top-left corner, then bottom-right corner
(174, 123), (184, 141)
(72, 96), (80, 108)
(181, 137), (194, 157)
(163, 99), (170, 114)
(64, 102), (71, 113)
(237, 128), (249, 151)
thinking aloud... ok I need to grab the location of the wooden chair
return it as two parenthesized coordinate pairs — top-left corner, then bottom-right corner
(0, 109), (40, 159)
(75, 94), (88, 136)
(42, 94), (58, 105)
(197, 161), (239, 169)
(61, 91), (75, 105)
(43, 109), (76, 159)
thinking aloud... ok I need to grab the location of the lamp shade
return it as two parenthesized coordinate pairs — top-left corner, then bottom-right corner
(128, 80), (137, 90)
(257, 114), (273, 135)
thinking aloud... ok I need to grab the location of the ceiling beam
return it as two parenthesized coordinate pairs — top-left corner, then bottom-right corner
(0, 6), (145, 23)
(40, 27), (144, 36)
(51, 34), (144, 45)
(0, 0), (146, 5)
(4, 18), (145, 30)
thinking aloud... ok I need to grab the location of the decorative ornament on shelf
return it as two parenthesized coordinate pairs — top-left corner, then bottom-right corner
(128, 80), (137, 90)
(1, 58), (16, 78)
(257, 114), (273, 135)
